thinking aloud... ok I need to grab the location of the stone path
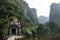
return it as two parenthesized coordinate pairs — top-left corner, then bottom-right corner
(7, 35), (24, 40)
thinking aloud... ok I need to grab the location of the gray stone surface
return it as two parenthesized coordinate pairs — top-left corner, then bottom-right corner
(7, 35), (24, 40)
(50, 3), (60, 21)
(22, 1), (38, 25)
(49, 3), (60, 27)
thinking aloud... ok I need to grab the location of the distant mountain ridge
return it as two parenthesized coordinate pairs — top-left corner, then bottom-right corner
(38, 16), (49, 24)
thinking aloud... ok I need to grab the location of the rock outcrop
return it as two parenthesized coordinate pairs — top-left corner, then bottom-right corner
(22, 1), (38, 25)
(49, 3), (60, 27)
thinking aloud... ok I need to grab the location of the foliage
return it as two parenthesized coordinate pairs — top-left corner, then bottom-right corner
(22, 26), (37, 36)
(37, 24), (49, 36)
(49, 21), (57, 32)
(0, 0), (25, 39)
(0, 0), (35, 39)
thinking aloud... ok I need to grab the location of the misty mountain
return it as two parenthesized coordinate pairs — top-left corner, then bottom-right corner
(50, 3), (60, 27)
(50, 3), (60, 21)
(38, 16), (49, 24)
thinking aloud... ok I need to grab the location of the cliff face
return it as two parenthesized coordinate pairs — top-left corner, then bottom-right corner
(22, 1), (30, 16)
(50, 3), (60, 21)
(30, 8), (38, 25)
(22, 1), (38, 25)
(50, 3), (60, 27)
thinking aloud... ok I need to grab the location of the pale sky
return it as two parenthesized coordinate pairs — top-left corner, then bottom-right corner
(24, 0), (60, 17)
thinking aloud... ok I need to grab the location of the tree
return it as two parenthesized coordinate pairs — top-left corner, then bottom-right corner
(0, 0), (35, 39)
(48, 21), (58, 39)
(37, 24), (49, 36)
(0, 0), (24, 40)
(49, 21), (57, 32)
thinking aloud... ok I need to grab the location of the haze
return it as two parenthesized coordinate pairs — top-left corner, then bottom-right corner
(24, 0), (60, 17)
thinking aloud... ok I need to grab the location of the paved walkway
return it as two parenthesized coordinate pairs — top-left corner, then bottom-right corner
(7, 35), (24, 40)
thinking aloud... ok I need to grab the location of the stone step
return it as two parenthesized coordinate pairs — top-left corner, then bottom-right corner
(7, 35), (25, 40)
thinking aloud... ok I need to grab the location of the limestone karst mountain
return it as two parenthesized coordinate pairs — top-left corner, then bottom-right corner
(38, 16), (49, 24)
(22, 1), (38, 25)
(50, 3), (60, 21)
(50, 3), (60, 27)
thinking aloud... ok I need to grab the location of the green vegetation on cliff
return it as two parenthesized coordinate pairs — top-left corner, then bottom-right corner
(0, 0), (36, 39)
